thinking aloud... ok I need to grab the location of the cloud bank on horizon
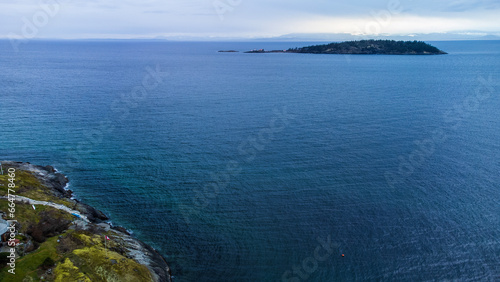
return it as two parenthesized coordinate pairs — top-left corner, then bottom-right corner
(1, 0), (499, 39)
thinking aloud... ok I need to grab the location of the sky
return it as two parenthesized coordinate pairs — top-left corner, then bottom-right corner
(1, 0), (499, 39)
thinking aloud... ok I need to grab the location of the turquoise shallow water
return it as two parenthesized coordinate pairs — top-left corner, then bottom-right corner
(0, 40), (499, 281)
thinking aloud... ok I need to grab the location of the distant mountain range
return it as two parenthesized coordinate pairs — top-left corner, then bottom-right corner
(257, 32), (500, 42)
(13, 31), (498, 42)
(149, 31), (500, 42)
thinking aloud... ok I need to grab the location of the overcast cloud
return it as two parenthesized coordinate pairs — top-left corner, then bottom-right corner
(1, 0), (499, 39)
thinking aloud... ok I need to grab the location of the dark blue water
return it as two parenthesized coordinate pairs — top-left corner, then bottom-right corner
(1, 40), (499, 281)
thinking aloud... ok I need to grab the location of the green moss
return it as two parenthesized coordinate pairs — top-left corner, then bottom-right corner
(54, 258), (91, 282)
(0, 231), (154, 281)
(71, 245), (153, 282)
(73, 233), (102, 246)
(0, 165), (157, 281)
(0, 166), (74, 208)
(0, 202), (73, 234)
(63, 232), (153, 281)
(0, 235), (62, 281)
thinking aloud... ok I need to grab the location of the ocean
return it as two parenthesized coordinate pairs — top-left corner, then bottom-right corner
(0, 40), (499, 281)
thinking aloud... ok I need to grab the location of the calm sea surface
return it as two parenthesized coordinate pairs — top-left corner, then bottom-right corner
(0, 40), (499, 281)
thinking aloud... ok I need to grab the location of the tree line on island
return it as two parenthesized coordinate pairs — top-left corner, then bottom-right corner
(243, 40), (447, 55)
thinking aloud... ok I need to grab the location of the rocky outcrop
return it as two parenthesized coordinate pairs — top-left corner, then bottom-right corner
(3, 162), (109, 222)
(1, 161), (172, 282)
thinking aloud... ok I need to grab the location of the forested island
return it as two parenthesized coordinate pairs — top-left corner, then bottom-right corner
(245, 40), (447, 55)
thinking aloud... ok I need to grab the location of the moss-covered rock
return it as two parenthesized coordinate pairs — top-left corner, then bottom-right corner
(0, 162), (171, 281)
(54, 258), (91, 282)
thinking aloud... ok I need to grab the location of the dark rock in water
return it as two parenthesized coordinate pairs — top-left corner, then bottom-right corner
(136, 239), (172, 282)
(50, 173), (69, 193)
(73, 202), (109, 222)
(244, 49), (288, 53)
(44, 165), (56, 173)
(112, 225), (131, 235)
(244, 49), (266, 53)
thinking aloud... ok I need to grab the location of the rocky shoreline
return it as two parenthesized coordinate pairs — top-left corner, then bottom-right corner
(0, 161), (171, 281)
